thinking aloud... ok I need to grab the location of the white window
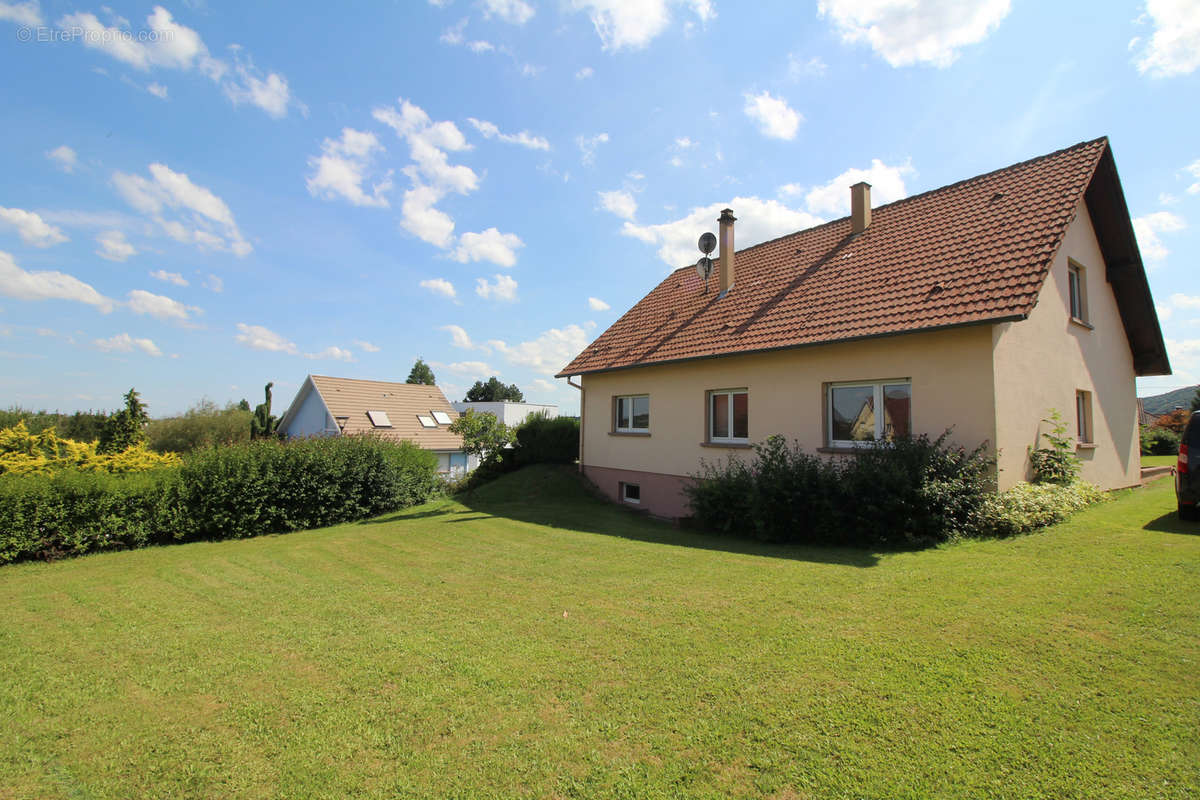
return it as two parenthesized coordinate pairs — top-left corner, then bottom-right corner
(1076, 390), (1093, 443)
(417, 415), (436, 428)
(1068, 261), (1087, 322)
(431, 410), (452, 425)
(366, 410), (392, 428)
(828, 381), (911, 447)
(621, 482), (641, 504)
(709, 389), (748, 443)
(615, 395), (650, 433)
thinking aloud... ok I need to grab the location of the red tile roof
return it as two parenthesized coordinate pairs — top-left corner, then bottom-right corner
(558, 138), (1115, 377)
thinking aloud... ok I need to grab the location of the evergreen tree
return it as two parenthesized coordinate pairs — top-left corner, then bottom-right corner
(406, 358), (437, 385)
(251, 382), (279, 439)
(464, 376), (524, 402)
(97, 388), (149, 454)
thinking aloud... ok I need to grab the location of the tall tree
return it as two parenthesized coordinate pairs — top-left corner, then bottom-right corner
(251, 382), (279, 439)
(407, 358), (437, 385)
(97, 388), (149, 454)
(464, 376), (524, 402)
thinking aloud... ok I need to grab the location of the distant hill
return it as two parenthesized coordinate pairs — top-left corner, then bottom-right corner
(1140, 385), (1199, 416)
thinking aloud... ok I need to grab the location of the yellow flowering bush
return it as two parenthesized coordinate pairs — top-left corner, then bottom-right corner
(0, 421), (179, 476)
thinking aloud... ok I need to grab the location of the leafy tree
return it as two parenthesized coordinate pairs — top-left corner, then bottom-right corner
(1027, 408), (1080, 485)
(251, 382), (279, 439)
(448, 409), (512, 466)
(464, 376), (524, 402)
(147, 399), (253, 453)
(97, 389), (149, 454)
(1155, 407), (1191, 435)
(406, 358), (437, 385)
(237, 398), (251, 412)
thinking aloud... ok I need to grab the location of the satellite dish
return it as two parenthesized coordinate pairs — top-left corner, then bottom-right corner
(695, 255), (713, 292)
(698, 232), (717, 255)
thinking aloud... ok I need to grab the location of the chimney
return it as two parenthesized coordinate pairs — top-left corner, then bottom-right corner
(850, 181), (872, 234)
(718, 208), (736, 295)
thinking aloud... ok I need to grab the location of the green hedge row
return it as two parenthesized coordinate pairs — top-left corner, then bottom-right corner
(513, 414), (579, 466)
(0, 435), (441, 564)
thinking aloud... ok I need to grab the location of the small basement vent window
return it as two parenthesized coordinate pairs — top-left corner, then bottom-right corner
(417, 415), (437, 428)
(621, 482), (641, 504)
(366, 410), (392, 428)
(431, 410), (452, 425)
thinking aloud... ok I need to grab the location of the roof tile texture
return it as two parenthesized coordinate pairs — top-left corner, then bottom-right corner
(558, 138), (1108, 377)
(309, 375), (464, 451)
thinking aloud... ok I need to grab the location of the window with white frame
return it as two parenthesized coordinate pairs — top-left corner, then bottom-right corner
(1068, 261), (1088, 322)
(1075, 390), (1093, 444)
(827, 381), (911, 446)
(709, 389), (749, 443)
(615, 395), (650, 433)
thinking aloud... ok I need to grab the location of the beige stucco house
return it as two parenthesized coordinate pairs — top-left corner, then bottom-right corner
(556, 138), (1170, 519)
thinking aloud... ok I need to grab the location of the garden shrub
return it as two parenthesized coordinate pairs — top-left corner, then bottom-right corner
(146, 400), (253, 454)
(513, 413), (579, 466)
(1140, 426), (1179, 456)
(1028, 409), (1080, 485)
(977, 481), (1106, 537)
(0, 421), (180, 476)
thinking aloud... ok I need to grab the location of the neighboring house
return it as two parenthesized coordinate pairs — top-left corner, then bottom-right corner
(556, 137), (1170, 519)
(1136, 399), (1161, 428)
(277, 375), (477, 475)
(450, 401), (559, 428)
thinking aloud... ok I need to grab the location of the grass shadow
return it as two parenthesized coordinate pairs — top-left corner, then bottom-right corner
(1143, 510), (1200, 535)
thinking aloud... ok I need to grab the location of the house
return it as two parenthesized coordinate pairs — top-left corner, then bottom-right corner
(277, 375), (477, 475)
(556, 137), (1170, 519)
(450, 401), (559, 428)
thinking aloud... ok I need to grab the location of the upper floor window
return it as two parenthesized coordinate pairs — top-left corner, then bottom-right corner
(615, 395), (650, 433)
(828, 381), (911, 447)
(709, 389), (748, 443)
(1068, 261), (1088, 323)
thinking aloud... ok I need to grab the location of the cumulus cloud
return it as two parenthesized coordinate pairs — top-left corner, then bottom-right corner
(1186, 158), (1200, 194)
(1170, 293), (1200, 310)
(800, 159), (916, 215)
(622, 196), (824, 268)
(481, 0), (535, 24)
(452, 228), (524, 266)
(467, 118), (550, 150)
(1133, 0), (1200, 78)
(306, 128), (393, 208)
(96, 230), (136, 261)
(235, 323), (298, 354)
(0, 1), (42, 25)
(420, 277), (457, 299)
(743, 91), (802, 140)
(46, 145), (78, 173)
(223, 61), (295, 118)
(126, 288), (198, 322)
(0, 250), (114, 312)
(576, 66), (595, 79)
(598, 189), (637, 221)
(147, 82), (168, 99)
(149, 269), (188, 286)
(112, 162), (252, 256)
(818, 0), (1011, 68)
(570, 0), (713, 51)
(305, 345), (355, 362)
(0, 207), (69, 247)
(588, 296), (611, 311)
(440, 323), (477, 349)
(530, 378), (558, 394)
(1133, 210), (1186, 263)
(475, 274), (519, 302)
(203, 273), (223, 293)
(354, 339), (381, 352)
(577, 132), (610, 166)
(93, 332), (162, 356)
(489, 323), (593, 375)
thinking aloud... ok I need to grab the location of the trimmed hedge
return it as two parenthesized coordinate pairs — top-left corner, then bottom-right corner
(0, 435), (441, 565)
(978, 481), (1107, 537)
(513, 414), (579, 466)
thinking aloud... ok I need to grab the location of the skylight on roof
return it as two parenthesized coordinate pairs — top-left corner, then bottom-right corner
(431, 410), (452, 425)
(417, 415), (437, 428)
(367, 410), (392, 427)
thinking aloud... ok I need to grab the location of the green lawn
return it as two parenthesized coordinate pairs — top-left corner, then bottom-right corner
(1143, 454), (1179, 467)
(1, 468), (1196, 799)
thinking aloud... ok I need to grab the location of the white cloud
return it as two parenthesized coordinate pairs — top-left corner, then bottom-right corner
(444, 360), (494, 379)
(223, 63), (293, 118)
(147, 82), (168, 99)
(0, 207), (69, 247)
(420, 277), (457, 299)
(1157, 304), (1173, 322)
(0, 1), (42, 25)
(305, 345), (355, 362)
(489, 323), (592, 375)
(96, 230), (135, 261)
(819, 0), (1010, 68)
(354, 339), (381, 353)
(530, 378), (557, 394)
(112, 162), (252, 255)
(1133, 210), (1186, 262)
(58, 6), (225, 78)
(149, 269), (188, 286)
(598, 189), (637, 220)
(1164, 337), (1200, 384)
(93, 332), (162, 357)
(1186, 158), (1200, 194)
(1133, 0), (1200, 78)
(467, 118), (550, 150)
(1171, 293), (1200, 309)
(467, 39), (496, 53)
(0, 250), (114, 312)
(576, 66), (595, 79)
(440, 323), (476, 349)
(588, 296), (611, 311)
(46, 145), (78, 173)
(622, 196), (824, 268)
(440, 17), (467, 45)
(788, 53), (828, 79)
(743, 91), (802, 141)
(235, 323), (298, 354)
(570, 0), (713, 51)
(476, 274), (519, 302)
(577, 132), (610, 166)
(203, 273), (223, 293)
(481, 0), (535, 24)
(801, 158), (915, 216)
(126, 288), (197, 322)
(306, 128), (392, 208)
(452, 228), (524, 266)
(399, 185), (456, 247)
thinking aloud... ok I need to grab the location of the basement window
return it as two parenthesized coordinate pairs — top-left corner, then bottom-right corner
(417, 415), (437, 428)
(621, 482), (641, 504)
(431, 410), (452, 425)
(366, 410), (392, 428)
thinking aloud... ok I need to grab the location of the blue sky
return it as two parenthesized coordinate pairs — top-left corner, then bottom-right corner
(0, 0), (1197, 417)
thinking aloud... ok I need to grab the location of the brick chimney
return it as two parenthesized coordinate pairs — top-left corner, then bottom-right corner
(718, 208), (736, 295)
(851, 181), (872, 234)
